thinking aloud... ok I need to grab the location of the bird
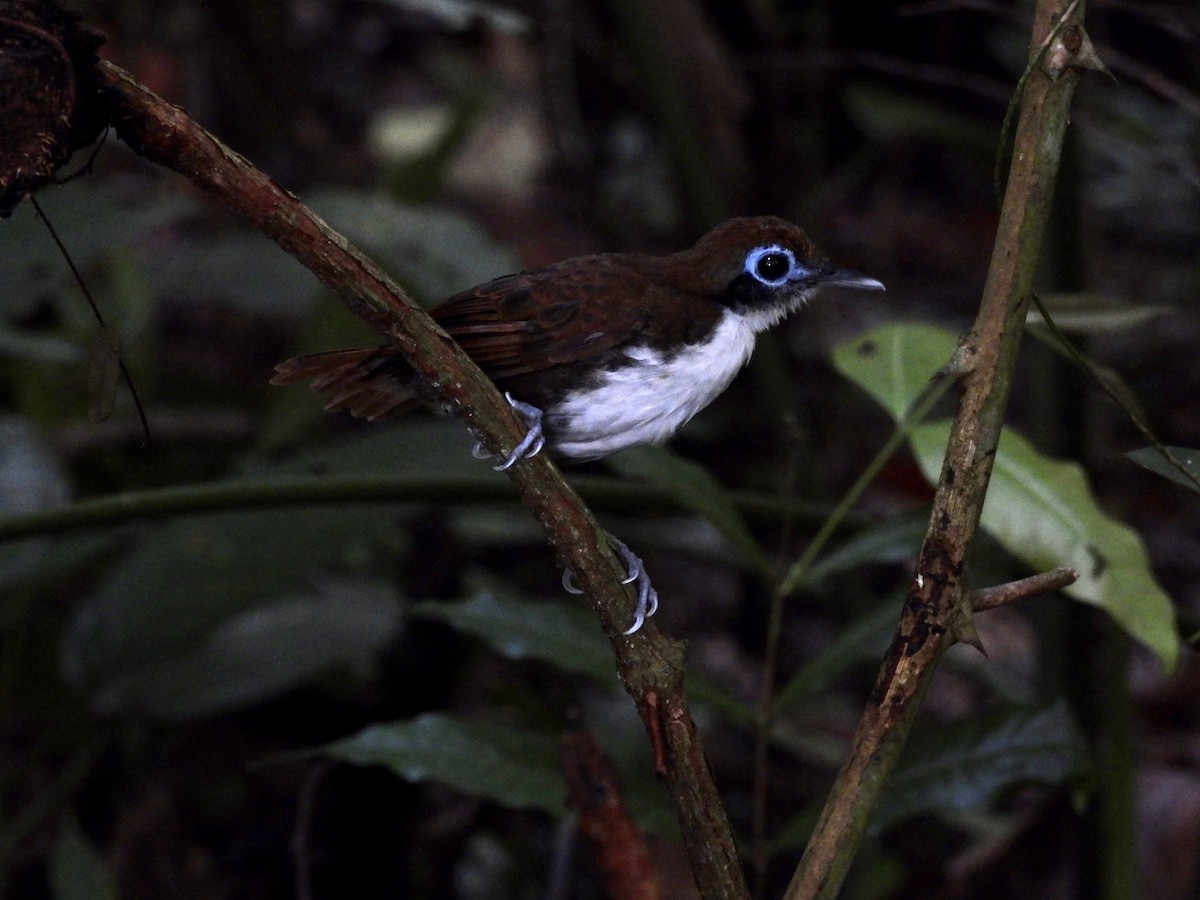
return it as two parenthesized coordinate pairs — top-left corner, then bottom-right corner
(272, 215), (885, 632)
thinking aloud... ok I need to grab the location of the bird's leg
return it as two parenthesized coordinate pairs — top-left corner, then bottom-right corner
(562, 536), (660, 634)
(472, 392), (546, 471)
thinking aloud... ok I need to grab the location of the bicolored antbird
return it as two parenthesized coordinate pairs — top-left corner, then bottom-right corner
(273, 216), (884, 632)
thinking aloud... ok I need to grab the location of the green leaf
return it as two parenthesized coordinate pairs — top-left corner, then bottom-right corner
(833, 324), (1179, 670)
(61, 505), (403, 704)
(909, 422), (1178, 669)
(50, 816), (118, 900)
(1126, 446), (1200, 494)
(606, 445), (771, 576)
(152, 230), (325, 318)
(878, 701), (1090, 831)
(831, 323), (958, 422)
(413, 590), (613, 682)
(319, 713), (566, 815)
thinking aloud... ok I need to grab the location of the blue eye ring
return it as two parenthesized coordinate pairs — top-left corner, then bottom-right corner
(745, 245), (798, 287)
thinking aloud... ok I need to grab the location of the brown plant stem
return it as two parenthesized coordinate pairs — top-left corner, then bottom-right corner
(561, 729), (660, 900)
(785, 2), (1091, 897)
(970, 567), (1079, 612)
(96, 60), (747, 899)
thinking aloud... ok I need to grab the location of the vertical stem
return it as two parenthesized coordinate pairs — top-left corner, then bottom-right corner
(784, 2), (1091, 896)
(1071, 612), (1137, 900)
(751, 430), (804, 898)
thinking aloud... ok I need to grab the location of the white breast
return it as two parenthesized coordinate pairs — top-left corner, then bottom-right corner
(548, 310), (758, 460)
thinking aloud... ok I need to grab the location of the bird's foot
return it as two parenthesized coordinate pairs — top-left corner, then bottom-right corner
(472, 392), (546, 471)
(562, 537), (659, 635)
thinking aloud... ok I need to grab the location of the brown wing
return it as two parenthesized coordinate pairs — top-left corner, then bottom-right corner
(431, 256), (653, 379)
(271, 254), (656, 420)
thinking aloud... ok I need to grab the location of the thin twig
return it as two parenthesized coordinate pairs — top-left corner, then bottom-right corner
(752, 419), (805, 899)
(969, 566), (1079, 611)
(30, 196), (152, 447)
(0, 473), (835, 543)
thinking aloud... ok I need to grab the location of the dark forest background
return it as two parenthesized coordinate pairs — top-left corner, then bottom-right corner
(2, 1), (1199, 898)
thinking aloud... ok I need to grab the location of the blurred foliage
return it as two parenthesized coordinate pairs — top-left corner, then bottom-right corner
(1127, 445), (1200, 495)
(316, 712), (570, 816)
(1, 0), (1198, 898)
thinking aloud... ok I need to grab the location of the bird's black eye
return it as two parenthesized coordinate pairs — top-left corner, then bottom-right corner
(744, 245), (797, 287)
(756, 252), (789, 281)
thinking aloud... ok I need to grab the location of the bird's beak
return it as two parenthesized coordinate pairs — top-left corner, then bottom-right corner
(817, 266), (886, 292)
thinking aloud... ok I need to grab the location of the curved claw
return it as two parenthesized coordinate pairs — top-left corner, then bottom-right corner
(623, 577), (659, 635)
(491, 393), (546, 471)
(561, 569), (584, 595)
(610, 538), (659, 635)
(560, 537), (660, 634)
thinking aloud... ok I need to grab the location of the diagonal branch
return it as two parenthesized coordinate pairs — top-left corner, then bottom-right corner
(96, 61), (747, 899)
(786, 1), (1092, 897)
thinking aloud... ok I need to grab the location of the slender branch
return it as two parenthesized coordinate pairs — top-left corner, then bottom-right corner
(786, 2), (1091, 897)
(96, 61), (747, 898)
(0, 472), (835, 542)
(969, 566), (1079, 611)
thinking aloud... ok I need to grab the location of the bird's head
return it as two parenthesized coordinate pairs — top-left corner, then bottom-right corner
(671, 216), (885, 332)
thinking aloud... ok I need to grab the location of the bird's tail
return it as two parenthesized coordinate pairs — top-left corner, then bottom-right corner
(271, 347), (420, 421)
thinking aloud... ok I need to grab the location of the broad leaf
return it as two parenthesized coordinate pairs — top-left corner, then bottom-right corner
(832, 323), (957, 422)
(319, 713), (566, 814)
(413, 591), (613, 682)
(0, 183), (195, 319)
(834, 324), (1179, 669)
(60, 505), (404, 700)
(907, 423), (1178, 668)
(308, 190), (520, 305)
